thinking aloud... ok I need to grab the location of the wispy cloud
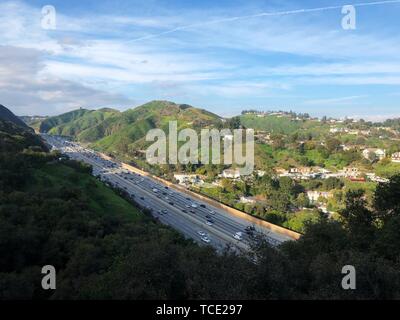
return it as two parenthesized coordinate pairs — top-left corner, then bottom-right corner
(302, 95), (366, 106)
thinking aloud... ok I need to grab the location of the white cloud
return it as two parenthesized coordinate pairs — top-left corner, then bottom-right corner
(0, 45), (135, 116)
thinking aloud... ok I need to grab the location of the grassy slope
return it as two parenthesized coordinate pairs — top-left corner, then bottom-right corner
(88, 101), (221, 155)
(47, 109), (120, 139)
(30, 163), (140, 221)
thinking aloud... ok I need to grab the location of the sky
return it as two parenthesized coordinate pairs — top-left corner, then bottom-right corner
(0, 0), (400, 120)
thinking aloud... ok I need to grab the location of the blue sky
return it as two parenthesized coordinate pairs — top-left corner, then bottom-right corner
(1, 0), (400, 120)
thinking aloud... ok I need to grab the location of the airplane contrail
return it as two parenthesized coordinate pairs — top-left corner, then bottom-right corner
(125, 0), (400, 43)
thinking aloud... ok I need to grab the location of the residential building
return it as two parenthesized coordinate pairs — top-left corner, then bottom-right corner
(306, 191), (332, 204)
(342, 167), (360, 178)
(221, 169), (241, 179)
(362, 148), (386, 161)
(391, 152), (400, 163)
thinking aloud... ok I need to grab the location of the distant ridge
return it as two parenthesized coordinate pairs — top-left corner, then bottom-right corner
(0, 104), (30, 129)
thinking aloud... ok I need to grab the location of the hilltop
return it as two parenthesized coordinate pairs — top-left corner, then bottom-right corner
(0, 104), (31, 129)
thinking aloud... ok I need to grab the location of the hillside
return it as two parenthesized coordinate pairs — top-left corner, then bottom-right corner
(40, 100), (223, 156)
(0, 104), (30, 129)
(240, 113), (325, 136)
(39, 108), (120, 137)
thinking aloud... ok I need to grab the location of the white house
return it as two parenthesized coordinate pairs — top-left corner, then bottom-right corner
(221, 169), (241, 179)
(239, 196), (256, 204)
(362, 148), (386, 161)
(307, 191), (332, 204)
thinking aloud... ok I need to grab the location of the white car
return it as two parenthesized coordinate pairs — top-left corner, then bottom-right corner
(198, 231), (206, 237)
(206, 220), (213, 226)
(233, 232), (243, 241)
(201, 236), (211, 243)
(191, 204), (198, 208)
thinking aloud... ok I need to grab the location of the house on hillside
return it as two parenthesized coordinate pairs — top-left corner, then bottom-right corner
(221, 169), (241, 179)
(289, 167), (313, 175)
(342, 167), (360, 178)
(391, 152), (400, 163)
(362, 148), (386, 161)
(275, 168), (289, 176)
(239, 196), (257, 204)
(306, 191), (333, 204)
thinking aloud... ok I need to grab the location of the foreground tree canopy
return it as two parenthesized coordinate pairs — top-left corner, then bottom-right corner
(0, 119), (399, 300)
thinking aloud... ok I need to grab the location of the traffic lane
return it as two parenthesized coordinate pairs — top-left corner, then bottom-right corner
(132, 173), (288, 244)
(120, 174), (249, 239)
(90, 162), (241, 251)
(130, 179), (248, 246)
(104, 170), (249, 251)
(109, 170), (248, 244)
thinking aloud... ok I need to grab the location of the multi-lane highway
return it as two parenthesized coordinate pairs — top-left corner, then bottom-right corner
(43, 134), (294, 252)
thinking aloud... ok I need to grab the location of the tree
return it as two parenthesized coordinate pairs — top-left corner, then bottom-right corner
(326, 138), (341, 153)
(295, 193), (310, 208)
(374, 175), (400, 221)
(323, 177), (344, 191)
(227, 117), (241, 130)
(340, 190), (375, 250)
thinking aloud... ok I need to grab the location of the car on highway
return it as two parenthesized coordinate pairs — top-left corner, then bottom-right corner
(191, 204), (198, 208)
(201, 236), (211, 243)
(245, 226), (256, 234)
(206, 219), (214, 226)
(161, 210), (168, 215)
(234, 232), (243, 241)
(198, 231), (206, 237)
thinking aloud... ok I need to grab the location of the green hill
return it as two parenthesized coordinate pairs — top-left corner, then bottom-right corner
(0, 104), (30, 129)
(39, 108), (119, 137)
(41, 100), (223, 157)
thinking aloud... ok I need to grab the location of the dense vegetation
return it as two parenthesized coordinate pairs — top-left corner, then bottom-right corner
(1, 116), (400, 299)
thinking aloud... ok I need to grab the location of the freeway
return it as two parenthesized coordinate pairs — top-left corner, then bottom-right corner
(42, 134), (294, 252)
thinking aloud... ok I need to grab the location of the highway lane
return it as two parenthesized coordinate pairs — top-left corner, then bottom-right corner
(43, 134), (293, 251)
